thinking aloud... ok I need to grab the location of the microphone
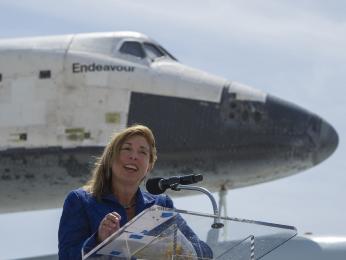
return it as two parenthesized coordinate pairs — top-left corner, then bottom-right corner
(146, 174), (203, 195)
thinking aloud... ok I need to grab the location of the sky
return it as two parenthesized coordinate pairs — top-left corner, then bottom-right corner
(0, 1), (345, 258)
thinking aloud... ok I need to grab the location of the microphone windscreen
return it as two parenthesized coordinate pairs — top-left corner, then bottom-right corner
(146, 177), (164, 195)
(194, 174), (203, 182)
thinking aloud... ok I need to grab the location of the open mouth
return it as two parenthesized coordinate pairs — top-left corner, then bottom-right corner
(124, 164), (138, 172)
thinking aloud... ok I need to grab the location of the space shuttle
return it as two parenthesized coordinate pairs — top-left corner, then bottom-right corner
(0, 31), (338, 214)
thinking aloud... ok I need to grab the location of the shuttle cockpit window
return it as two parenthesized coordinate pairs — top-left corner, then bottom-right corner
(143, 42), (164, 61)
(119, 41), (145, 58)
(143, 42), (177, 61)
(157, 45), (177, 61)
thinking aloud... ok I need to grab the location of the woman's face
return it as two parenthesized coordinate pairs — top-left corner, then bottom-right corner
(111, 135), (151, 187)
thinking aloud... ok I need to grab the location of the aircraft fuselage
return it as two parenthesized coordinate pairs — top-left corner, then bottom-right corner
(0, 32), (338, 212)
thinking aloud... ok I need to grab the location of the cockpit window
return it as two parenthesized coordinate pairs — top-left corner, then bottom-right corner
(119, 41), (177, 61)
(143, 42), (178, 61)
(143, 43), (165, 60)
(119, 41), (145, 58)
(157, 45), (177, 61)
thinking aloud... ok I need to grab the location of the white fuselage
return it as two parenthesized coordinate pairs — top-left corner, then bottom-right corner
(0, 32), (232, 150)
(0, 32), (338, 213)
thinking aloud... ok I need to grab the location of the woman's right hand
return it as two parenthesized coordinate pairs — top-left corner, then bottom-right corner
(97, 212), (121, 242)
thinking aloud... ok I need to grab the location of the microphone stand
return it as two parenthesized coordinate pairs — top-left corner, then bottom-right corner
(171, 184), (224, 229)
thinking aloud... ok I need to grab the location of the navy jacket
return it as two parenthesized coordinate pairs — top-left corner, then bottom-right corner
(58, 188), (212, 259)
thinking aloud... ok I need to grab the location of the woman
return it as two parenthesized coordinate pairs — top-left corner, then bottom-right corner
(58, 124), (212, 259)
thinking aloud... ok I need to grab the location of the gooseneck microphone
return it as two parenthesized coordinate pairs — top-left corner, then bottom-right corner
(146, 174), (203, 195)
(146, 173), (223, 229)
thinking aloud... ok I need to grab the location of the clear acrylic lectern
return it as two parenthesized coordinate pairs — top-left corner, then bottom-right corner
(82, 205), (296, 259)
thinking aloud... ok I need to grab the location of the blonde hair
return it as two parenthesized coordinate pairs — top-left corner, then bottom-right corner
(84, 124), (157, 199)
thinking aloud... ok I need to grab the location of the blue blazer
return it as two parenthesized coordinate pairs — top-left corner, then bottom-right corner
(58, 188), (212, 259)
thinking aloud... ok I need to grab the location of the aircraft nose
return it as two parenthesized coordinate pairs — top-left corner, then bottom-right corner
(265, 95), (338, 166)
(312, 118), (339, 164)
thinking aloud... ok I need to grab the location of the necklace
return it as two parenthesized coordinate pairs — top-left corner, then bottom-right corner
(122, 202), (136, 209)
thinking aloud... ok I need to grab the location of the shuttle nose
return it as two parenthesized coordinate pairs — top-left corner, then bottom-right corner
(312, 118), (339, 164)
(265, 95), (338, 166)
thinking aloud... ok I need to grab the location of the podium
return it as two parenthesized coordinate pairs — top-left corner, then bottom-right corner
(82, 205), (296, 259)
